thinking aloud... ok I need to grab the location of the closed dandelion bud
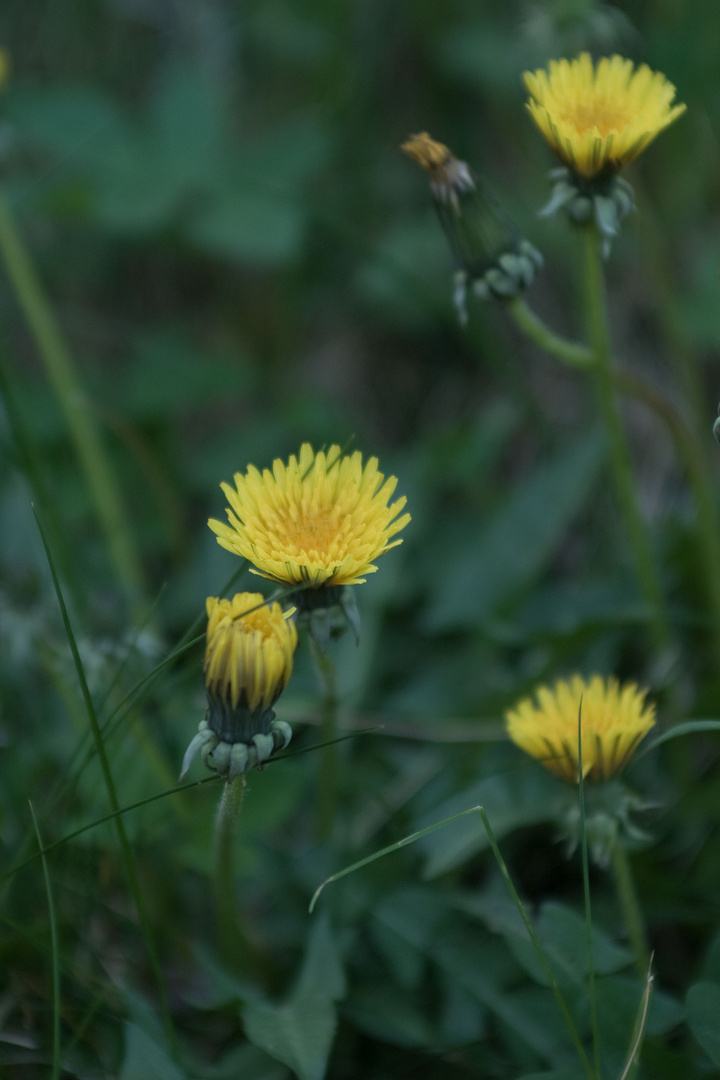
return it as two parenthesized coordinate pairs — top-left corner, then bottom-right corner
(524, 53), (685, 253)
(401, 132), (543, 324)
(180, 592), (297, 780)
(208, 444), (410, 651)
(505, 674), (657, 866)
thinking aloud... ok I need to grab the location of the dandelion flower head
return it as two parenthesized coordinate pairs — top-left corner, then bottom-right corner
(208, 444), (411, 588)
(204, 592), (297, 713)
(523, 53), (686, 179)
(505, 674), (655, 783)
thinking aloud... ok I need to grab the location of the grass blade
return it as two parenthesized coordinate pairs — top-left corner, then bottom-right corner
(28, 801), (60, 1080)
(309, 805), (484, 912)
(32, 507), (178, 1057)
(478, 806), (595, 1080)
(618, 956), (654, 1080)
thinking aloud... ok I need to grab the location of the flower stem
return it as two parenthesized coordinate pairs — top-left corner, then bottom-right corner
(616, 370), (720, 662)
(610, 840), (650, 978)
(309, 637), (339, 843)
(507, 297), (595, 369)
(582, 224), (671, 654)
(214, 775), (247, 968)
(0, 194), (145, 615)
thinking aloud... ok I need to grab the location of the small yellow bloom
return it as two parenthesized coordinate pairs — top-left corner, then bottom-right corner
(505, 674), (655, 783)
(524, 53), (686, 179)
(208, 444), (411, 589)
(204, 592), (297, 713)
(0, 50), (10, 90)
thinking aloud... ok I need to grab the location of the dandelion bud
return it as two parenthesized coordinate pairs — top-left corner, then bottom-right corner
(401, 132), (543, 323)
(180, 592), (297, 780)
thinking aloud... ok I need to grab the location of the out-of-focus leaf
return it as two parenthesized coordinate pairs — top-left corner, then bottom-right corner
(149, 61), (226, 190)
(242, 915), (345, 1080)
(344, 983), (436, 1048)
(504, 902), (632, 986)
(687, 981), (720, 1064)
(6, 85), (132, 171)
(433, 942), (566, 1059)
(120, 1023), (184, 1080)
(419, 765), (565, 877)
(425, 432), (604, 631)
(437, 24), (533, 93)
(119, 332), (253, 420)
(200, 1042), (289, 1080)
(188, 190), (305, 265)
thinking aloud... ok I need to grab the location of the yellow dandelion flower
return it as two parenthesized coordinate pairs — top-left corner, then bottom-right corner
(180, 592), (297, 780)
(0, 50), (10, 90)
(204, 592), (297, 714)
(505, 674), (655, 783)
(208, 444), (411, 589)
(524, 53), (686, 179)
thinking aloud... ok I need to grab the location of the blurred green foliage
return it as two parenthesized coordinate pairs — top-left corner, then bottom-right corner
(2, 1), (720, 1077)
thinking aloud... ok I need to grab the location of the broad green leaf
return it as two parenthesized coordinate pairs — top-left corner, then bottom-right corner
(506, 901), (632, 986)
(687, 981), (720, 1064)
(371, 886), (450, 989)
(425, 433), (604, 631)
(188, 191), (304, 265)
(242, 915), (345, 1080)
(517, 1072), (582, 1080)
(343, 983), (436, 1048)
(120, 1023), (185, 1080)
(201, 1042), (289, 1080)
(6, 85), (131, 171)
(419, 767), (564, 878)
(433, 942), (566, 1059)
(149, 61), (225, 190)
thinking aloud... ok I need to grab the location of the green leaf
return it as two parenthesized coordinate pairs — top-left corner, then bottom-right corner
(645, 720), (720, 752)
(188, 191), (304, 265)
(687, 981), (720, 1064)
(344, 983), (436, 1048)
(149, 61), (226, 190)
(418, 767), (564, 878)
(433, 942), (566, 1059)
(517, 1072), (581, 1080)
(120, 1023), (185, 1080)
(505, 902), (633, 986)
(425, 432), (604, 631)
(242, 915), (345, 1080)
(6, 85), (131, 171)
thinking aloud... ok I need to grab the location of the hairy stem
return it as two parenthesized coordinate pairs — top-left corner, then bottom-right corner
(610, 840), (650, 978)
(582, 224), (671, 654)
(309, 637), (339, 843)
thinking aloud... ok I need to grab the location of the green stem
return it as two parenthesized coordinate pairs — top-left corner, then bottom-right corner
(582, 224), (671, 654)
(309, 637), (339, 843)
(214, 775), (247, 969)
(610, 840), (650, 978)
(507, 297), (595, 369)
(616, 371), (720, 661)
(0, 194), (145, 614)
